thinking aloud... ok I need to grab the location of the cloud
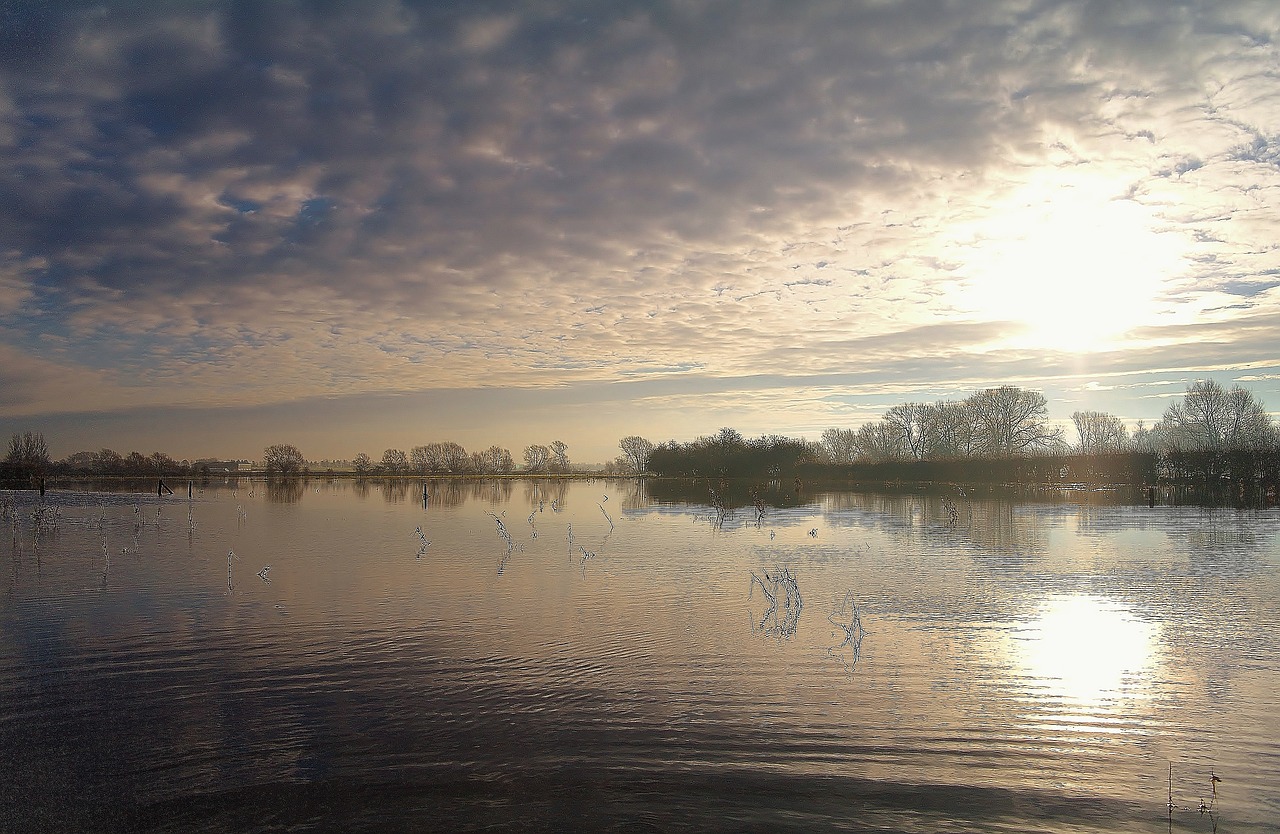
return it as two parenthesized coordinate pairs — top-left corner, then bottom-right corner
(1, 1), (1279, 459)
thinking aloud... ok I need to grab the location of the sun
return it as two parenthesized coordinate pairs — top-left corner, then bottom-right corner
(949, 172), (1189, 352)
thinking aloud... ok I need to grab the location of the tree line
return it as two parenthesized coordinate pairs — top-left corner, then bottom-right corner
(1, 434), (196, 484)
(342, 439), (570, 477)
(249, 441), (574, 476)
(621, 381), (1280, 490)
(0, 436), (578, 484)
(5, 380), (1276, 491)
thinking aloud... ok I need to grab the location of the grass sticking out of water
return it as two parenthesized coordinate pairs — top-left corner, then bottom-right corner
(749, 566), (803, 639)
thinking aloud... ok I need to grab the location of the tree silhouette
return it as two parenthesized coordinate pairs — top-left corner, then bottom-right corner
(618, 435), (655, 474)
(1072, 411), (1129, 455)
(263, 444), (305, 475)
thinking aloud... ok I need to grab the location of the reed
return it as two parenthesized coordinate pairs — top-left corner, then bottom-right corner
(828, 591), (867, 668)
(1166, 761), (1223, 827)
(485, 512), (518, 575)
(749, 566), (803, 639)
(707, 487), (729, 527)
(941, 496), (959, 526)
(486, 511), (513, 549)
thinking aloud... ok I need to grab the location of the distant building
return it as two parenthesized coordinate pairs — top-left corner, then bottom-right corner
(193, 459), (248, 474)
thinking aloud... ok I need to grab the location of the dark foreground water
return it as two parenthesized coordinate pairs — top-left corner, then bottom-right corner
(2, 479), (1277, 832)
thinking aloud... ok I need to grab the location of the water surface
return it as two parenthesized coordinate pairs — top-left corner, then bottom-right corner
(3, 480), (1277, 831)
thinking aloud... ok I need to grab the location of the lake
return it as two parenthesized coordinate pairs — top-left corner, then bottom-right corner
(2, 479), (1277, 832)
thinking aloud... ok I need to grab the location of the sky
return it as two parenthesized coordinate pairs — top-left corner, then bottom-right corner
(2, 0), (1279, 465)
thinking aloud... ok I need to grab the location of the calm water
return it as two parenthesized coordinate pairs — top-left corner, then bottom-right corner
(2, 479), (1277, 832)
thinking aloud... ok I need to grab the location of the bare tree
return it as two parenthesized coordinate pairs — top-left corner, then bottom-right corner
(966, 386), (1063, 456)
(263, 444), (305, 475)
(411, 442), (469, 474)
(1071, 411), (1130, 455)
(1163, 379), (1275, 451)
(442, 442), (470, 474)
(819, 428), (858, 464)
(618, 435), (655, 473)
(94, 448), (124, 474)
(149, 451), (178, 475)
(550, 440), (570, 473)
(471, 445), (514, 474)
(352, 452), (372, 474)
(522, 444), (551, 473)
(1129, 421), (1162, 454)
(381, 448), (409, 473)
(7, 431), (49, 466)
(491, 446), (514, 474)
(409, 445), (431, 474)
(884, 402), (931, 460)
(4, 431), (51, 480)
(855, 420), (907, 463)
(921, 400), (979, 459)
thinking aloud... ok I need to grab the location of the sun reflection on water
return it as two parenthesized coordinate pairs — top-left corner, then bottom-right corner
(1007, 593), (1162, 710)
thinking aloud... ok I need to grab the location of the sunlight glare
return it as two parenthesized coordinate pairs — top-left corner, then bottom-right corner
(1011, 593), (1160, 708)
(950, 173), (1189, 352)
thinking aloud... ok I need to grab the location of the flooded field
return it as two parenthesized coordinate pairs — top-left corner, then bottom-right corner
(2, 479), (1277, 832)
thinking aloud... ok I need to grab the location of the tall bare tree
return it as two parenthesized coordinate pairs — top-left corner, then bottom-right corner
(921, 400), (979, 459)
(522, 444), (550, 473)
(550, 440), (570, 473)
(819, 428), (858, 464)
(855, 420), (907, 462)
(885, 402), (931, 460)
(1162, 379), (1275, 451)
(1071, 411), (1130, 455)
(966, 386), (1063, 456)
(618, 435), (655, 473)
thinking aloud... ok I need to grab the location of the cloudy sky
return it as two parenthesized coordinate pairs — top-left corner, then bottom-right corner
(2, 0), (1278, 464)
